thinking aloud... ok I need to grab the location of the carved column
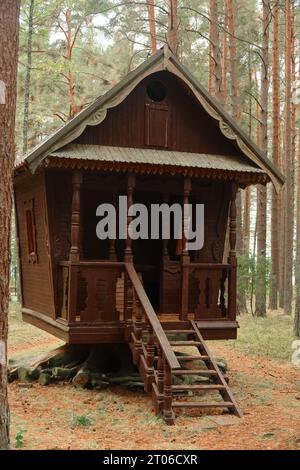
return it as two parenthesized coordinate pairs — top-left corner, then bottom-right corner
(162, 193), (170, 262)
(109, 192), (117, 261)
(124, 173), (136, 262)
(69, 171), (82, 262)
(228, 182), (238, 320)
(180, 176), (191, 320)
(68, 171), (82, 324)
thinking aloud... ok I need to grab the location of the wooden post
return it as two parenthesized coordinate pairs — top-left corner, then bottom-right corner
(124, 173), (136, 262)
(155, 345), (164, 414)
(228, 182), (238, 320)
(69, 171), (82, 262)
(163, 357), (175, 425)
(145, 321), (155, 390)
(109, 192), (117, 261)
(124, 272), (133, 340)
(68, 265), (78, 323)
(180, 176), (191, 320)
(133, 299), (143, 364)
(162, 193), (170, 262)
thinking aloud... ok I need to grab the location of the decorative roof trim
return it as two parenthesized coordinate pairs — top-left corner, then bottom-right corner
(45, 156), (269, 186)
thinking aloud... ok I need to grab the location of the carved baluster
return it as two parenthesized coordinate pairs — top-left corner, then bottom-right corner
(180, 176), (191, 320)
(124, 174), (136, 262)
(124, 272), (133, 340)
(163, 358), (175, 425)
(154, 345), (164, 415)
(145, 321), (155, 391)
(219, 268), (227, 316)
(133, 299), (143, 364)
(228, 182), (238, 320)
(69, 171), (82, 262)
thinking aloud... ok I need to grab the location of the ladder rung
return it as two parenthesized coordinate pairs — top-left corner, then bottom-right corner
(165, 330), (193, 334)
(172, 384), (225, 391)
(177, 355), (209, 361)
(170, 341), (201, 346)
(173, 369), (217, 375)
(172, 401), (234, 408)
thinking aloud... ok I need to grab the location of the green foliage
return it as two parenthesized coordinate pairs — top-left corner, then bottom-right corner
(72, 414), (92, 427)
(15, 429), (27, 449)
(237, 254), (271, 315)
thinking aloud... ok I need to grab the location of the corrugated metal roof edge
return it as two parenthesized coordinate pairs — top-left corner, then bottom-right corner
(50, 145), (264, 173)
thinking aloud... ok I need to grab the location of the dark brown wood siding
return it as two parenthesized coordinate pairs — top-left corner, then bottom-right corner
(74, 71), (240, 156)
(15, 172), (55, 317)
(45, 170), (72, 316)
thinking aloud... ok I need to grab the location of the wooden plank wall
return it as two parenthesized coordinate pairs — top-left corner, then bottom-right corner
(75, 70), (240, 156)
(15, 171), (55, 317)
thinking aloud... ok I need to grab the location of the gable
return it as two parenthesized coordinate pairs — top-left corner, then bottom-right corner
(74, 71), (241, 157)
(19, 46), (284, 191)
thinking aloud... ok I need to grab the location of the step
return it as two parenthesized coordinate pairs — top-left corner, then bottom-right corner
(164, 330), (194, 334)
(170, 341), (202, 346)
(177, 355), (209, 361)
(172, 401), (234, 408)
(172, 384), (225, 391)
(172, 369), (217, 375)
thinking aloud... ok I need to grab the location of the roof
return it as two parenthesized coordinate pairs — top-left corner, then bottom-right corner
(19, 45), (284, 191)
(50, 144), (264, 173)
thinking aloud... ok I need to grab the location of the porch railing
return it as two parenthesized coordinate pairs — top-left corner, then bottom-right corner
(57, 260), (235, 324)
(186, 263), (235, 321)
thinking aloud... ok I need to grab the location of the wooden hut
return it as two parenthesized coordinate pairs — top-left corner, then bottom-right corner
(14, 46), (284, 423)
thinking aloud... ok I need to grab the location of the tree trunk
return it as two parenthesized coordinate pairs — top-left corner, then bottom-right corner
(168, 0), (178, 55)
(255, 0), (270, 317)
(227, 0), (238, 119)
(294, 128), (300, 337)
(147, 0), (157, 54)
(22, 0), (34, 154)
(221, 0), (228, 105)
(0, 0), (20, 450)
(209, 0), (222, 101)
(269, 0), (280, 310)
(283, 0), (293, 315)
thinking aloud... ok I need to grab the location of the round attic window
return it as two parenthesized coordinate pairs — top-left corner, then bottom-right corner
(146, 80), (167, 102)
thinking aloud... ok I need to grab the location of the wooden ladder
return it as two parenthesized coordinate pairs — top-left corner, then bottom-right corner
(124, 263), (242, 424)
(161, 320), (242, 421)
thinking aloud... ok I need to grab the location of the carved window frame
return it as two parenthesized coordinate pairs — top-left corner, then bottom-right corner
(24, 199), (38, 264)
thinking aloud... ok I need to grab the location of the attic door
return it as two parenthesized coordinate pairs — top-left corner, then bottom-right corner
(145, 80), (169, 148)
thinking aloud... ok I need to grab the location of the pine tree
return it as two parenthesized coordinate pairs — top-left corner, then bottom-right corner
(283, 0), (293, 315)
(0, 0), (20, 450)
(255, 0), (270, 317)
(269, 0), (280, 310)
(147, 1), (157, 54)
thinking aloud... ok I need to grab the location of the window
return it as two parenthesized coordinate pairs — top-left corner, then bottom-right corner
(146, 80), (167, 102)
(24, 199), (38, 263)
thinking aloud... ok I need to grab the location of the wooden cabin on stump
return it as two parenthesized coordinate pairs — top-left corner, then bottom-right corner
(14, 46), (284, 424)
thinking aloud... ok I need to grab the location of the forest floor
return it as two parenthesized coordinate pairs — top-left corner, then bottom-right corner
(8, 301), (300, 450)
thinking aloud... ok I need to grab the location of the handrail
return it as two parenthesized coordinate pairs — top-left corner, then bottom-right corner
(189, 263), (231, 269)
(125, 263), (181, 370)
(59, 260), (125, 268)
